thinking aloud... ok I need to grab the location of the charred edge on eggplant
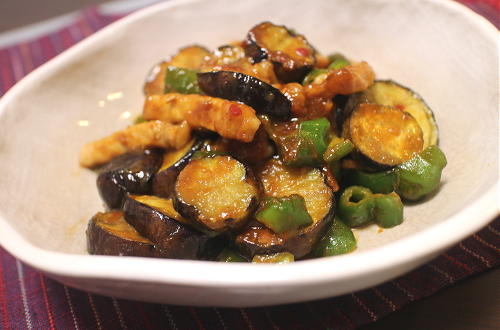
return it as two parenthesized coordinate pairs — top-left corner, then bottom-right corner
(174, 155), (259, 233)
(123, 195), (208, 259)
(245, 22), (315, 82)
(86, 211), (160, 257)
(152, 139), (206, 198)
(96, 149), (163, 210)
(197, 71), (291, 119)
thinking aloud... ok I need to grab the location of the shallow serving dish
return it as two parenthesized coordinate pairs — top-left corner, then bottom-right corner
(0, 0), (498, 307)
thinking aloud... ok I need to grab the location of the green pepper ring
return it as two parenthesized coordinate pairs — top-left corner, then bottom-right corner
(338, 186), (375, 227)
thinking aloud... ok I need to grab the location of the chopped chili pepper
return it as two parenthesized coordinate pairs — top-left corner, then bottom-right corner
(229, 104), (242, 116)
(296, 47), (310, 57)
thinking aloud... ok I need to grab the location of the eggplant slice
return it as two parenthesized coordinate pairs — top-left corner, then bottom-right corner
(87, 211), (159, 257)
(96, 149), (163, 209)
(245, 22), (315, 82)
(123, 195), (208, 259)
(152, 139), (205, 198)
(343, 103), (424, 167)
(197, 71), (291, 119)
(174, 155), (259, 233)
(352, 80), (438, 149)
(236, 158), (334, 259)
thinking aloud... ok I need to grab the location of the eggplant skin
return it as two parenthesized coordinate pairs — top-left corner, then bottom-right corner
(152, 139), (205, 198)
(96, 149), (163, 210)
(123, 195), (207, 260)
(283, 202), (334, 258)
(234, 202), (334, 259)
(197, 71), (291, 119)
(235, 226), (286, 258)
(86, 211), (160, 257)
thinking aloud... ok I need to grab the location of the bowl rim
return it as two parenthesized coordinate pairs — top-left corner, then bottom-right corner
(0, 0), (498, 290)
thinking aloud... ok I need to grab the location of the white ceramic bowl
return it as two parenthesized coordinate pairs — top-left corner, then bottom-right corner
(0, 0), (498, 307)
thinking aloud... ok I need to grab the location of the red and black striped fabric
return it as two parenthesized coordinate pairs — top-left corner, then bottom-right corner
(0, 2), (498, 329)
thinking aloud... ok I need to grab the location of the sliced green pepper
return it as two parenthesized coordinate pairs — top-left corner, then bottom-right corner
(327, 53), (350, 70)
(261, 116), (329, 166)
(302, 54), (350, 85)
(255, 195), (313, 234)
(330, 160), (342, 179)
(396, 145), (447, 200)
(342, 169), (399, 194)
(252, 252), (294, 263)
(338, 186), (375, 227)
(373, 192), (404, 228)
(292, 117), (330, 166)
(302, 53), (351, 85)
(216, 248), (247, 262)
(310, 217), (357, 257)
(164, 66), (202, 94)
(302, 68), (328, 85)
(324, 136), (354, 162)
(134, 115), (146, 124)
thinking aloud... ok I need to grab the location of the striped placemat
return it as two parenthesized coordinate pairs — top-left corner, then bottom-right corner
(0, 1), (498, 329)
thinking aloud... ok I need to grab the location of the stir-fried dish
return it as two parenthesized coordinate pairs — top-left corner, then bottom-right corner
(81, 22), (447, 263)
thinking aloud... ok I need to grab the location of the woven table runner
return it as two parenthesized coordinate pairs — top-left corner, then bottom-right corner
(0, 1), (498, 329)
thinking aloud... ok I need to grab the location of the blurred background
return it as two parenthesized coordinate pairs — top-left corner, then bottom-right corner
(0, 0), (104, 32)
(0, 0), (160, 33)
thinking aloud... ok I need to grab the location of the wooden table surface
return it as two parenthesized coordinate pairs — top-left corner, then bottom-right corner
(0, 1), (498, 329)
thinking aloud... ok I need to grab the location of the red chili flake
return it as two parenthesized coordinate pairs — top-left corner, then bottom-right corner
(395, 104), (405, 111)
(296, 47), (310, 56)
(276, 54), (288, 63)
(229, 104), (242, 116)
